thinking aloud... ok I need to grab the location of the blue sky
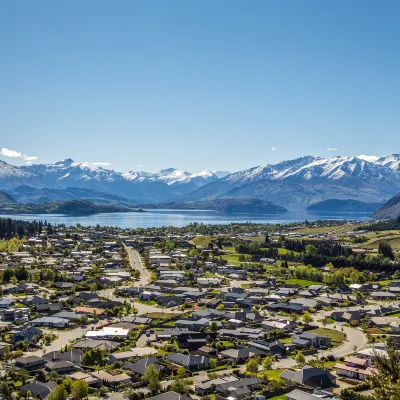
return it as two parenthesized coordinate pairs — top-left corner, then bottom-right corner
(1, 0), (399, 173)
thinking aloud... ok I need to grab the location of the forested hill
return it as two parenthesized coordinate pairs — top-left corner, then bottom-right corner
(0, 200), (136, 215)
(0, 190), (16, 203)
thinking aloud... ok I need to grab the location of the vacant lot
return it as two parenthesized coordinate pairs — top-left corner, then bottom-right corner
(284, 279), (322, 287)
(308, 327), (346, 348)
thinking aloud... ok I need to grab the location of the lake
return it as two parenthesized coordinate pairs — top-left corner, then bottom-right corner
(0, 209), (372, 228)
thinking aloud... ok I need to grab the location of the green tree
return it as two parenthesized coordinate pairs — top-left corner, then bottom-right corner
(262, 356), (273, 370)
(142, 364), (161, 393)
(378, 241), (394, 260)
(245, 358), (259, 374)
(170, 378), (193, 395)
(302, 312), (313, 325)
(210, 321), (218, 332)
(17, 369), (30, 385)
(295, 351), (306, 366)
(48, 385), (68, 400)
(71, 380), (88, 400)
(210, 358), (217, 369)
(370, 345), (400, 399)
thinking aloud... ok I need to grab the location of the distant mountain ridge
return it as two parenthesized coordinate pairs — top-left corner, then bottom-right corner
(372, 193), (400, 219)
(306, 199), (382, 213)
(8, 185), (136, 207)
(0, 199), (135, 215)
(0, 159), (222, 203)
(1, 155), (400, 208)
(185, 155), (400, 208)
(147, 198), (288, 214)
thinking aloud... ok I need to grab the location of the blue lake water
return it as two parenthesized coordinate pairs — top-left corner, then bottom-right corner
(0, 209), (372, 228)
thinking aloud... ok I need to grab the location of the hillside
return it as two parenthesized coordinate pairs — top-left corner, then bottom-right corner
(0, 199), (138, 215)
(8, 185), (137, 207)
(150, 198), (288, 214)
(307, 199), (382, 213)
(0, 190), (16, 203)
(372, 193), (400, 219)
(0, 159), (220, 203)
(1, 155), (400, 207)
(183, 155), (400, 208)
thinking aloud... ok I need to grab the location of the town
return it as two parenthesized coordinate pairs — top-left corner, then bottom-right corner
(1, 217), (400, 400)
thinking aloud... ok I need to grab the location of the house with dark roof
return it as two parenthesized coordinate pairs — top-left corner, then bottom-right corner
(165, 353), (210, 371)
(280, 366), (336, 389)
(15, 355), (47, 371)
(123, 357), (166, 380)
(220, 347), (265, 363)
(215, 377), (261, 399)
(148, 392), (194, 400)
(13, 326), (43, 343)
(292, 332), (331, 349)
(19, 381), (57, 400)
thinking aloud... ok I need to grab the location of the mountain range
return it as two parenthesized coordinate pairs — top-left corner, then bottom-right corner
(1, 155), (400, 209)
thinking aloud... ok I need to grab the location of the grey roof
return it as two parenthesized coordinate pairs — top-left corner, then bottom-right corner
(123, 357), (164, 375)
(216, 377), (259, 391)
(148, 391), (193, 400)
(281, 366), (335, 387)
(165, 353), (209, 367)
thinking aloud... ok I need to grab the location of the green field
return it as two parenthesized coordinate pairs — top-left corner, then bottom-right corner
(192, 235), (213, 247)
(308, 328), (346, 347)
(284, 279), (322, 287)
(263, 369), (285, 379)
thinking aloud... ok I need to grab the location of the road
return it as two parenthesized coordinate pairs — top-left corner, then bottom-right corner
(98, 246), (180, 315)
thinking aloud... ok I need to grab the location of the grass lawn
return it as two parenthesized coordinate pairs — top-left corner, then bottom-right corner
(318, 317), (335, 325)
(278, 248), (300, 255)
(221, 253), (241, 266)
(221, 340), (234, 348)
(263, 369), (285, 379)
(284, 279), (322, 287)
(162, 321), (176, 327)
(192, 235), (213, 247)
(308, 328), (346, 347)
(279, 337), (292, 344)
(268, 395), (286, 400)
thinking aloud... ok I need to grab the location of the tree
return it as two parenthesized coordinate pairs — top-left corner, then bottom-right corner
(378, 241), (394, 260)
(170, 378), (193, 395)
(210, 321), (218, 332)
(3, 344), (10, 360)
(71, 380), (88, 400)
(124, 390), (142, 400)
(48, 385), (68, 400)
(262, 356), (273, 370)
(216, 304), (224, 311)
(295, 351), (306, 366)
(142, 364), (160, 393)
(303, 312), (313, 325)
(80, 315), (89, 325)
(210, 358), (217, 369)
(245, 358), (259, 374)
(369, 345), (400, 399)
(17, 369), (30, 385)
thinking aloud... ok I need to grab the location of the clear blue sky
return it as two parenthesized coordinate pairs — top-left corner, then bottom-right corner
(1, 0), (399, 173)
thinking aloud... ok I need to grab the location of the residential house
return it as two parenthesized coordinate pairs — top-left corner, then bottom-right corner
(19, 381), (57, 400)
(280, 366), (336, 389)
(215, 377), (261, 400)
(165, 353), (210, 371)
(15, 355), (47, 371)
(335, 357), (376, 381)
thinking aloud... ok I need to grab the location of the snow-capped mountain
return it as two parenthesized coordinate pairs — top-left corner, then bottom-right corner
(0, 159), (219, 203)
(123, 167), (218, 190)
(186, 155), (400, 208)
(1, 155), (400, 207)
